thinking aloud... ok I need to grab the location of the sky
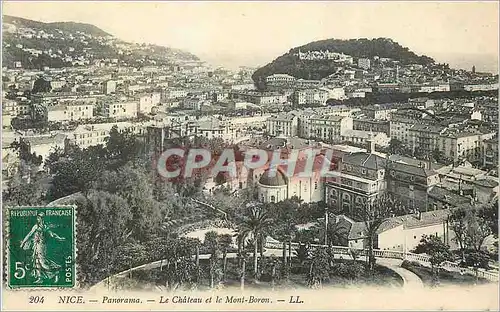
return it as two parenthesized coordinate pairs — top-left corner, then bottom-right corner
(2, 1), (499, 72)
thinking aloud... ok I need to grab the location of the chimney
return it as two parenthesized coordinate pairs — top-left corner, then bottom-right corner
(367, 139), (375, 154)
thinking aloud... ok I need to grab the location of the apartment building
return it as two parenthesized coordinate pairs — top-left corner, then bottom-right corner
(293, 89), (329, 106)
(408, 124), (446, 158)
(229, 91), (288, 106)
(2, 99), (30, 117)
(325, 149), (386, 215)
(358, 58), (371, 70)
(482, 136), (498, 169)
(386, 160), (441, 211)
(67, 122), (147, 149)
(361, 105), (398, 120)
(340, 129), (390, 147)
(266, 113), (299, 137)
(46, 102), (94, 122)
(439, 130), (496, 163)
(353, 118), (390, 135)
(137, 93), (161, 114)
(304, 115), (353, 142)
(265, 74), (296, 85)
(390, 118), (418, 145)
(103, 101), (138, 119)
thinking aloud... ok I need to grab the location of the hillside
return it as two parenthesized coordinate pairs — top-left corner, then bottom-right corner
(3, 15), (111, 37)
(252, 38), (435, 89)
(2, 15), (199, 69)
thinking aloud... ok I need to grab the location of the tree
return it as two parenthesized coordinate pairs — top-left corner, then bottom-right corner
(3, 168), (48, 206)
(10, 139), (42, 167)
(48, 144), (108, 199)
(204, 231), (220, 288)
(157, 238), (200, 290)
(326, 218), (349, 247)
(477, 202), (498, 238)
(306, 247), (331, 288)
(388, 138), (411, 156)
(43, 146), (64, 174)
(465, 206), (493, 252)
(75, 190), (133, 286)
(218, 234), (233, 281)
(464, 250), (490, 283)
(114, 241), (147, 278)
(32, 76), (52, 93)
(413, 234), (452, 285)
(355, 194), (406, 273)
(235, 202), (274, 280)
(92, 164), (163, 241)
(294, 242), (311, 267)
(448, 207), (469, 262)
(105, 126), (144, 167)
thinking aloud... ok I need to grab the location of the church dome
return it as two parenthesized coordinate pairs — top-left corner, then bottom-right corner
(259, 169), (287, 187)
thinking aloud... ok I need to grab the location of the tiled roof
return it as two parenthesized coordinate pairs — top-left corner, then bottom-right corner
(427, 186), (471, 206)
(343, 209), (452, 240)
(473, 178), (499, 188)
(342, 152), (386, 170)
(387, 161), (438, 178)
(25, 133), (67, 146)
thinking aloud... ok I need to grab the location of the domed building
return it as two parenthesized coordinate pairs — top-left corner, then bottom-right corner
(257, 168), (289, 203)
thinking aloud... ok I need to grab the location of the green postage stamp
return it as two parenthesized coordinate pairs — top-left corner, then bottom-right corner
(6, 206), (76, 289)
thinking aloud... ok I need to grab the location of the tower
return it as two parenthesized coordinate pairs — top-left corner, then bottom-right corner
(472, 65), (476, 74)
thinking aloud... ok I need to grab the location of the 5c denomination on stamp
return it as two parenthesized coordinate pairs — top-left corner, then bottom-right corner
(7, 206), (76, 289)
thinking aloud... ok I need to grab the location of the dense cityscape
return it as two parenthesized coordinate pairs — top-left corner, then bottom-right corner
(2, 11), (499, 298)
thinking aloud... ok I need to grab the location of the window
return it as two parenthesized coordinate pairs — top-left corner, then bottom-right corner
(315, 182), (318, 190)
(270, 195), (276, 203)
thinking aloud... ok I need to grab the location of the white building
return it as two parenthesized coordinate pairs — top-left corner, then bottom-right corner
(265, 74), (296, 85)
(340, 130), (390, 147)
(419, 84), (451, 93)
(255, 155), (327, 204)
(293, 89), (329, 106)
(103, 101), (138, 119)
(103, 80), (116, 94)
(266, 113), (299, 137)
(67, 122), (147, 149)
(137, 93), (161, 114)
(358, 58), (371, 70)
(463, 83), (499, 92)
(303, 115), (353, 141)
(47, 103), (94, 122)
(336, 209), (453, 251)
(24, 133), (67, 165)
(323, 87), (346, 100)
(163, 89), (189, 99)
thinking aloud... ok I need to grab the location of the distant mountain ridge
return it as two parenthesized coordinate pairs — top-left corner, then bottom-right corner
(2, 15), (200, 69)
(252, 38), (435, 88)
(3, 15), (111, 37)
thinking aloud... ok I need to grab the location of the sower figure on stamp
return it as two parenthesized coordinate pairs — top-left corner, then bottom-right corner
(20, 213), (66, 284)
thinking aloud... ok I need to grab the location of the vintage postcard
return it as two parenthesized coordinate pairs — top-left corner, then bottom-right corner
(1, 1), (499, 311)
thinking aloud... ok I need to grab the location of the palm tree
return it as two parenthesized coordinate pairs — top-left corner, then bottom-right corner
(326, 219), (349, 247)
(218, 234), (233, 281)
(204, 231), (220, 288)
(235, 202), (274, 280)
(235, 233), (248, 290)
